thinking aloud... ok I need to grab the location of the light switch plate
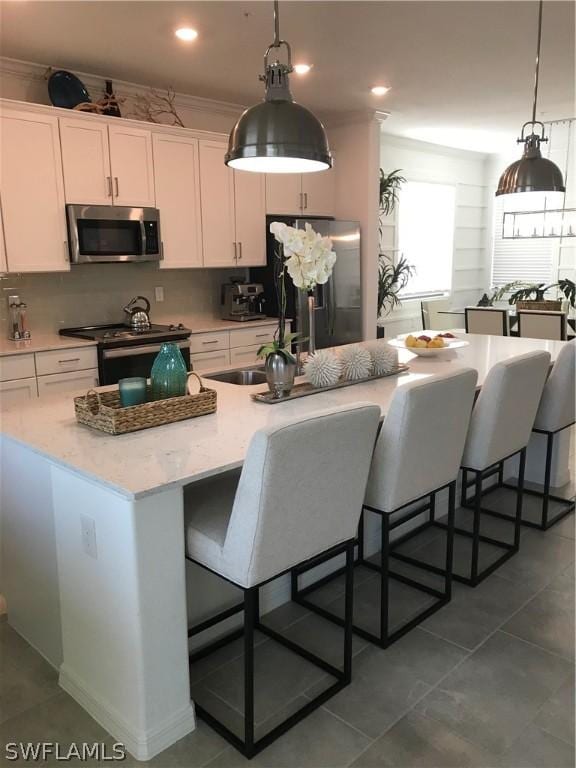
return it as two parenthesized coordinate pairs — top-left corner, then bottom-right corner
(80, 514), (98, 559)
(155, 286), (164, 302)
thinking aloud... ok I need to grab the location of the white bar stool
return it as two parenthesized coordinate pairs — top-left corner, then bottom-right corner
(498, 340), (575, 529)
(292, 369), (478, 648)
(184, 403), (380, 758)
(453, 351), (551, 586)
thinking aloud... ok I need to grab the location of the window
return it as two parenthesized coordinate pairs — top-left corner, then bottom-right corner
(491, 192), (559, 287)
(396, 181), (456, 298)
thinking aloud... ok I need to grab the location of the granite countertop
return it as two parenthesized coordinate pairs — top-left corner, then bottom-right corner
(0, 333), (98, 357)
(0, 333), (566, 501)
(0, 317), (283, 357)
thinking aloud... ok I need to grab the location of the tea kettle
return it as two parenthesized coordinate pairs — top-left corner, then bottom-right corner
(123, 296), (151, 330)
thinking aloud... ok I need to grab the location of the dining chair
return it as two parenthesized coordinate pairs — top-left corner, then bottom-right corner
(421, 298), (451, 331)
(184, 403), (380, 758)
(517, 310), (567, 340)
(465, 307), (509, 336)
(291, 369), (478, 648)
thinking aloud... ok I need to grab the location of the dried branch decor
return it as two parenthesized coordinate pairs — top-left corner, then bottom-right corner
(129, 87), (185, 127)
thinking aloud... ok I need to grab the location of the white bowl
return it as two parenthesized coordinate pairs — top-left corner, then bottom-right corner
(388, 337), (469, 357)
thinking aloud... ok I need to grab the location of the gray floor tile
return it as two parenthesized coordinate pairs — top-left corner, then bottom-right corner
(350, 710), (496, 768)
(497, 724), (575, 768)
(535, 677), (576, 747)
(190, 631), (326, 730)
(320, 572), (437, 638)
(276, 611), (367, 666)
(548, 512), (576, 541)
(502, 587), (575, 661)
(421, 574), (537, 651)
(262, 601), (310, 632)
(0, 692), (115, 762)
(546, 562), (575, 598)
(204, 706), (371, 768)
(497, 528), (575, 590)
(308, 628), (468, 740)
(0, 626), (60, 725)
(415, 631), (574, 754)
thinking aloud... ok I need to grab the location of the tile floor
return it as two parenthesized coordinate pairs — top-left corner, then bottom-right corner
(0, 491), (574, 768)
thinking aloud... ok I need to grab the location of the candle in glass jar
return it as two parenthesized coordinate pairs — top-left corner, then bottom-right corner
(118, 377), (147, 407)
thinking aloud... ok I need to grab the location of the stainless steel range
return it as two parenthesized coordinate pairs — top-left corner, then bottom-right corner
(60, 323), (191, 385)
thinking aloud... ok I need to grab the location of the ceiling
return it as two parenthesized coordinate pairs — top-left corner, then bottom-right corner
(0, 1), (573, 153)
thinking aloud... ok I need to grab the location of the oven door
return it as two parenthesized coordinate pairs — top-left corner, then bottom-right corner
(100, 342), (191, 385)
(67, 205), (161, 264)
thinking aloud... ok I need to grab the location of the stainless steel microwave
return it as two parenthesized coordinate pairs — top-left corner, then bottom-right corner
(66, 205), (162, 264)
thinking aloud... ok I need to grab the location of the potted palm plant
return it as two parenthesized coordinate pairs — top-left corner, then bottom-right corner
(508, 278), (575, 310)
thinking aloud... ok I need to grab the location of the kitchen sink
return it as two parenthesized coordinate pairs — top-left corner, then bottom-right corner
(203, 367), (267, 386)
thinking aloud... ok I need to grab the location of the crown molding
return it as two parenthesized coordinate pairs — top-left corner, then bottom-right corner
(0, 56), (245, 118)
(324, 108), (390, 128)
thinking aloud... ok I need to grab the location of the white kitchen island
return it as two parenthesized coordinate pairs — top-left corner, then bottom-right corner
(0, 333), (572, 760)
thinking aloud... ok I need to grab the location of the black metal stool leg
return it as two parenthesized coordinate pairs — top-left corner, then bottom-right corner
(343, 542), (354, 683)
(460, 469), (468, 506)
(357, 511), (365, 564)
(470, 471), (482, 585)
(541, 433), (554, 530)
(445, 482), (456, 599)
(380, 514), (389, 646)
(429, 491), (436, 523)
(244, 588), (257, 757)
(514, 449), (526, 549)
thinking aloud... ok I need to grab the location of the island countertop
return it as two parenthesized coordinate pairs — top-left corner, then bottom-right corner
(0, 333), (568, 500)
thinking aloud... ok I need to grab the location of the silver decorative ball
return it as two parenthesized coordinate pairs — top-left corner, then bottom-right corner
(340, 344), (372, 381)
(304, 350), (342, 388)
(366, 342), (399, 375)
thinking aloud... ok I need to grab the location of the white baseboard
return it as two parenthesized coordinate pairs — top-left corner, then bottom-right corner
(59, 664), (196, 761)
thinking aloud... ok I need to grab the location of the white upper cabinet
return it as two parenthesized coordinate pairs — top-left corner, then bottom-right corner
(199, 140), (237, 267)
(266, 174), (302, 215)
(153, 134), (203, 269)
(266, 169), (335, 216)
(302, 168), (336, 216)
(108, 124), (155, 207)
(60, 118), (112, 204)
(0, 109), (69, 272)
(234, 170), (266, 266)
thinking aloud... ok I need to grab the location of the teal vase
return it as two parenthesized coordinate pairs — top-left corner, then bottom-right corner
(150, 343), (188, 400)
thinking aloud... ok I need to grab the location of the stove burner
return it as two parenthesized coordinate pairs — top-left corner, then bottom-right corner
(168, 323), (186, 332)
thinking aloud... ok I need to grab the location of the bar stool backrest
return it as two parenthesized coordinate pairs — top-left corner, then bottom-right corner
(461, 351), (551, 471)
(421, 299), (451, 331)
(224, 403), (381, 587)
(465, 307), (508, 336)
(517, 310), (567, 341)
(534, 341), (575, 432)
(364, 369), (478, 513)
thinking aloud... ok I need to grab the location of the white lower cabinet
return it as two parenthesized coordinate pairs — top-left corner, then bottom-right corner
(191, 349), (230, 372)
(0, 377), (38, 405)
(229, 344), (262, 367)
(37, 369), (99, 397)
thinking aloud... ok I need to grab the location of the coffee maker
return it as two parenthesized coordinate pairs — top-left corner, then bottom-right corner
(221, 280), (266, 322)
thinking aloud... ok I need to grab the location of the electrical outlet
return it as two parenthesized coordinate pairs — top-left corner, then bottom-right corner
(80, 514), (98, 559)
(155, 286), (164, 302)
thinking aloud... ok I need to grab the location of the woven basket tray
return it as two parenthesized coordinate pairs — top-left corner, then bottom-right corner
(516, 300), (562, 311)
(74, 373), (217, 435)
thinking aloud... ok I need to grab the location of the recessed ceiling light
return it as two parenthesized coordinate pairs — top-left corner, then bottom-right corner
(293, 63), (312, 75)
(175, 27), (198, 42)
(371, 86), (390, 96)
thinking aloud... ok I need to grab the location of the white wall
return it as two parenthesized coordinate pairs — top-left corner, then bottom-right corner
(332, 117), (381, 339)
(379, 134), (492, 335)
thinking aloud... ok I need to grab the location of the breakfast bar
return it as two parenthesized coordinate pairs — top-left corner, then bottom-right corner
(0, 333), (572, 760)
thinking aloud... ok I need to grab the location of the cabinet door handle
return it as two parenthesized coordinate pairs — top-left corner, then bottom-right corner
(202, 340), (219, 345)
(299, 192), (304, 211)
(106, 176), (113, 197)
(64, 241), (69, 261)
(233, 242), (237, 261)
(114, 177), (119, 197)
(304, 192), (308, 210)
(255, 333), (270, 338)
(237, 242), (243, 260)
(58, 358), (81, 364)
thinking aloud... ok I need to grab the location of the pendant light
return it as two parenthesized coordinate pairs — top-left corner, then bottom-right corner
(225, 0), (332, 173)
(496, 0), (565, 196)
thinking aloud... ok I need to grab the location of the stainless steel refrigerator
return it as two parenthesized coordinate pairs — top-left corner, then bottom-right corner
(250, 216), (362, 350)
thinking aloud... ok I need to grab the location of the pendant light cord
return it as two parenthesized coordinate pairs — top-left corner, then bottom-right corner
(531, 0), (544, 125)
(273, 0), (280, 46)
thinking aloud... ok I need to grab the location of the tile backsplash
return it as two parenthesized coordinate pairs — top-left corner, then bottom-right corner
(0, 264), (242, 334)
